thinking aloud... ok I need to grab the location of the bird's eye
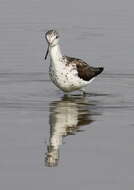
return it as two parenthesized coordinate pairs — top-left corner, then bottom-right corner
(56, 36), (58, 39)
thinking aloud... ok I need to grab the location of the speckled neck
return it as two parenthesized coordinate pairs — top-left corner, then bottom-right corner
(49, 44), (62, 64)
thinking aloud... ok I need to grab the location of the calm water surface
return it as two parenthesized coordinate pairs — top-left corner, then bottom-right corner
(0, 0), (134, 189)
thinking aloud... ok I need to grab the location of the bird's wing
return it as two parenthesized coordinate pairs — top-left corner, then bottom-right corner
(64, 56), (104, 81)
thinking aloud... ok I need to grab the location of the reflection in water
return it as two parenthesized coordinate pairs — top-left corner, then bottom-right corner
(45, 95), (97, 167)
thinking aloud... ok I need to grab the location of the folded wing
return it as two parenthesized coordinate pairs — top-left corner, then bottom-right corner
(65, 56), (104, 81)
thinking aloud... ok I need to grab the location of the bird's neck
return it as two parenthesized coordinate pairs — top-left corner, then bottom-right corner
(49, 44), (62, 63)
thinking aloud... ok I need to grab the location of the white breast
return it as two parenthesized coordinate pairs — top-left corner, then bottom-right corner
(49, 44), (89, 92)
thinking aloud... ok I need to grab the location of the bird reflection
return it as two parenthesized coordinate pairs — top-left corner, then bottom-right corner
(45, 95), (96, 167)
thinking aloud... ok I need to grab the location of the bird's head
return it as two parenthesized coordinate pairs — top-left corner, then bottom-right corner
(45, 30), (60, 60)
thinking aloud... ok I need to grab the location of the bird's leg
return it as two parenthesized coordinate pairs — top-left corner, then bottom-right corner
(63, 92), (70, 97)
(80, 88), (87, 96)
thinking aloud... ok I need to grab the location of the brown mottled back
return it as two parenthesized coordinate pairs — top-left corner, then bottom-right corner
(65, 56), (104, 81)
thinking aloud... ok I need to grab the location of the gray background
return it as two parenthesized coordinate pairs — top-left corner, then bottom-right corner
(0, 0), (134, 189)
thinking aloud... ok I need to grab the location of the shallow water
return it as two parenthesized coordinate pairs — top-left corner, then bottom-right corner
(0, 0), (134, 189)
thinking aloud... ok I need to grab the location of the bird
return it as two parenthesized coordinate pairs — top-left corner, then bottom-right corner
(44, 29), (104, 94)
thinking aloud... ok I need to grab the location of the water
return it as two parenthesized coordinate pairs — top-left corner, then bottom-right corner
(0, 0), (134, 189)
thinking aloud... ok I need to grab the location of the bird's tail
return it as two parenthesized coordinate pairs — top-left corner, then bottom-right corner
(94, 67), (104, 76)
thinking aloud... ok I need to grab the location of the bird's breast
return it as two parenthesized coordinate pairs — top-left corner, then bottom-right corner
(49, 60), (88, 92)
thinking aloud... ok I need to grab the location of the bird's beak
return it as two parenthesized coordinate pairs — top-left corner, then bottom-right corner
(45, 46), (49, 60)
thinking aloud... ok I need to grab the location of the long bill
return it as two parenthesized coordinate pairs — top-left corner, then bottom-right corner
(45, 46), (49, 60)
